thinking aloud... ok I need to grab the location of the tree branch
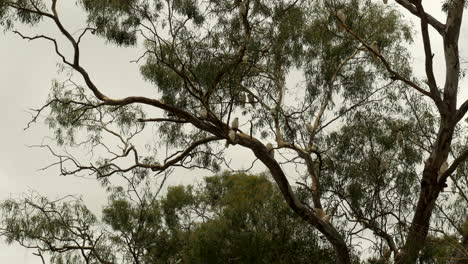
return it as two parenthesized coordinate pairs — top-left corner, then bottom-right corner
(415, 2), (442, 105)
(338, 19), (439, 107)
(395, 0), (446, 34)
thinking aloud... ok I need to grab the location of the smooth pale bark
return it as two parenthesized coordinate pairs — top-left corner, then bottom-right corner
(395, 0), (465, 263)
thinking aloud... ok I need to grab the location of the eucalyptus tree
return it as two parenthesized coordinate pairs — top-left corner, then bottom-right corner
(0, 0), (467, 264)
(159, 173), (337, 264)
(0, 173), (338, 264)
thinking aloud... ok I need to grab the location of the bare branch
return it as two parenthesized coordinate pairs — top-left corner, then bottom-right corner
(414, 2), (442, 104)
(77, 27), (96, 45)
(137, 117), (188, 124)
(24, 99), (57, 130)
(13, 31), (71, 66)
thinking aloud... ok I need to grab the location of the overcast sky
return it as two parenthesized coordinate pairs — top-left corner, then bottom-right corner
(0, 1), (467, 263)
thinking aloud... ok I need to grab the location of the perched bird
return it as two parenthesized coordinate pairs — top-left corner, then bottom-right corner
(306, 122), (314, 135)
(238, 1), (247, 17)
(266, 143), (273, 151)
(337, 9), (346, 23)
(322, 214), (332, 223)
(439, 161), (449, 174)
(315, 208), (325, 218)
(200, 109), (208, 119)
(397, 131), (404, 145)
(437, 161), (449, 183)
(225, 140), (230, 149)
(370, 41), (380, 55)
(228, 130), (236, 141)
(242, 54), (249, 64)
(231, 117), (239, 130)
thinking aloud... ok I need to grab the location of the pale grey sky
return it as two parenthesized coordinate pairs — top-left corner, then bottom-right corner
(0, 1), (467, 263)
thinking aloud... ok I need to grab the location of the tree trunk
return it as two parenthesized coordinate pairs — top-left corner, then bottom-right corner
(396, 123), (455, 263)
(395, 180), (440, 263)
(394, 1), (464, 262)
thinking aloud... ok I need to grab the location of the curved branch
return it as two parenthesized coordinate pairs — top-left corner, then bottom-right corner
(415, 2), (442, 104)
(395, 0), (445, 34)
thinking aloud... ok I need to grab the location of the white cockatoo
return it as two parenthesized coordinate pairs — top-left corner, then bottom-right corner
(315, 208), (325, 218)
(322, 214), (332, 223)
(238, 1), (247, 17)
(337, 9), (346, 23)
(439, 161), (449, 174)
(437, 161), (449, 183)
(242, 54), (249, 64)
(397, 131), (404, 145)
(200, 109), (208, 119)
(228, 130), (236, 141)
(370, 41), (380, 55)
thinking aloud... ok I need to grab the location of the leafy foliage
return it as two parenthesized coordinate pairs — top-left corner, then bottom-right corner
(1, 173), (339, 263)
